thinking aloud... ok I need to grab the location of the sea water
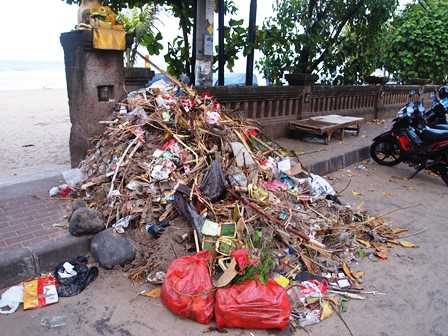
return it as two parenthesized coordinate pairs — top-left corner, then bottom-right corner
(0, 60), (66, 91)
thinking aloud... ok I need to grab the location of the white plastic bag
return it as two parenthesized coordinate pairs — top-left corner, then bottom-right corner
(62, 168), (86, 188)
(308, 174), (336, 197)
(0, 285), (23, 314)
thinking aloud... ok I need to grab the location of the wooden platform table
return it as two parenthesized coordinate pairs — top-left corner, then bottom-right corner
(289, 114), (364, 144)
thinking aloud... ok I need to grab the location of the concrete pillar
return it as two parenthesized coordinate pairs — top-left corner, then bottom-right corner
(60, 31), (125, 167)
(374, 85), (384, 119)
(301, 81), (313, 119)
(194, 0), (214, 86)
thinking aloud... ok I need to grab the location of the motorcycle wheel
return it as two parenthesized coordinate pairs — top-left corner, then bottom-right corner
(438, 165), (448, 187)
(370, 140), (402, 166)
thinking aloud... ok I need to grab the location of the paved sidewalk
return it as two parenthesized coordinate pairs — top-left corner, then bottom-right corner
(278, 119), (391, 169)
(0, 176), (70, 251)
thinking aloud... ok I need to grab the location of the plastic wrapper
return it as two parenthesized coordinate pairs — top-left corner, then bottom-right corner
(206, 111), (221, 125)
(49, 184), (74, 198)
(161, 251), (214, 324)
(262, 180), (288, 192)
(215, 279), (291, 330)
(288, 279), (328, 305)
(23, 275), (58, 310)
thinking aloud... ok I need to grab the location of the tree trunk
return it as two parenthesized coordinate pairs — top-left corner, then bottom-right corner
(179, 17), (192, 79)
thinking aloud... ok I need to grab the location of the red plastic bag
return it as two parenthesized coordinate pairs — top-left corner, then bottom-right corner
(215, 279), (291, 330)
(161, 251), (214, 324)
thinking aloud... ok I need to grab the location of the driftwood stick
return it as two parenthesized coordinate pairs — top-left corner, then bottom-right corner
(136, 51), (195, 97)
(108, 137), (138, 199)
(228, 189), (311, 242)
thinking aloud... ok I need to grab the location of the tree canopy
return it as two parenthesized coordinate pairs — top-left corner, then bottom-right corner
(257, 0), (398, 84)
(384, 0), (448, 84)
(65, 0), (442, 86)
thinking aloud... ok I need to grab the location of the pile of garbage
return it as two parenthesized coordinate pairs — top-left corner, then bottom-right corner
(59, 76), (416, 330)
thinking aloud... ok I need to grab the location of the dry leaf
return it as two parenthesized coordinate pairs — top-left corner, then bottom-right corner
(357, 239), (371, 248)
(352, 191), (362, 197)
(320, 300), (334, 320)
(375, 249), (388, 260)
(392, 228), (408, 235)
(141, 287), (161, 298)
(342, 262), (357, 282)
(399, 240), (417, 248)
(353, 271), (365, 281)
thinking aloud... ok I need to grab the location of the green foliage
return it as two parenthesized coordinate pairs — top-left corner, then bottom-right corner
(384, 0), (448, 84)
(257, 0), (398, 85)
(63, 0), (150, 11)
(324, 21), (391, 84)
(117, 4), (162, 67)
(233, 249), (274, 284)
(164, 36), (189, 77)
(213, 18), (246, 72)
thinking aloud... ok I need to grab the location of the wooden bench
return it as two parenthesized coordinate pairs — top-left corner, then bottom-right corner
(289, 115), (364, 144)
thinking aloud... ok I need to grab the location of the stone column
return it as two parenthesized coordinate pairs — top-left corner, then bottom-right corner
(194, 0), (214, 86)
(60, 30), (125, 167)
(301, 78), (313, 120)
(374, 85), (384, 120)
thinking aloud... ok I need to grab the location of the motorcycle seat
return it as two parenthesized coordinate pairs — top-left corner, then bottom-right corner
(421, 127), (448, 142)
(432, 124), (448, 131)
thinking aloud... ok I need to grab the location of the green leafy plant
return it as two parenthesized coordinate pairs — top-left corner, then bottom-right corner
(323, 22), (391, 84)
(384, 0), (448, 84)
(117, 4), (162, 67)
(213, 18), (247, 72)
(233, 249), (274, 284)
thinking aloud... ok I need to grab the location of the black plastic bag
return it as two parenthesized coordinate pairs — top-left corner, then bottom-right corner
(174, 184), (205, 240)
(54, 256), (98, 297)
(200, 160), (227, 202)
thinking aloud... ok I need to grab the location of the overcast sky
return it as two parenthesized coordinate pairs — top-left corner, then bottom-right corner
(0, 0), (271, 63)
(0, 0), (412, 70)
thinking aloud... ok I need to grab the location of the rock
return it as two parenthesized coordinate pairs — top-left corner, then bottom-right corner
(91, 229), (136, 269)
(72, 199), (87, 212)
(69, 207), (105, 236)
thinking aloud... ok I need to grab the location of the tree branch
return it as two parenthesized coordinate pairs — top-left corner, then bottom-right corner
(310, 0), (366, 71)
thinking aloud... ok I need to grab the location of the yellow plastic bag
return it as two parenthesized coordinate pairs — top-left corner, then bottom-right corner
(93, 27), (125, 51)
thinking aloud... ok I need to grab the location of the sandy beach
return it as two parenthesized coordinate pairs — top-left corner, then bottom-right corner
(0, 88), (71, 183)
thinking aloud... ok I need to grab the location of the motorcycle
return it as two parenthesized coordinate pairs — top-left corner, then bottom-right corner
(424, 91), (448, 126)
(370, 98), (448, 186)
